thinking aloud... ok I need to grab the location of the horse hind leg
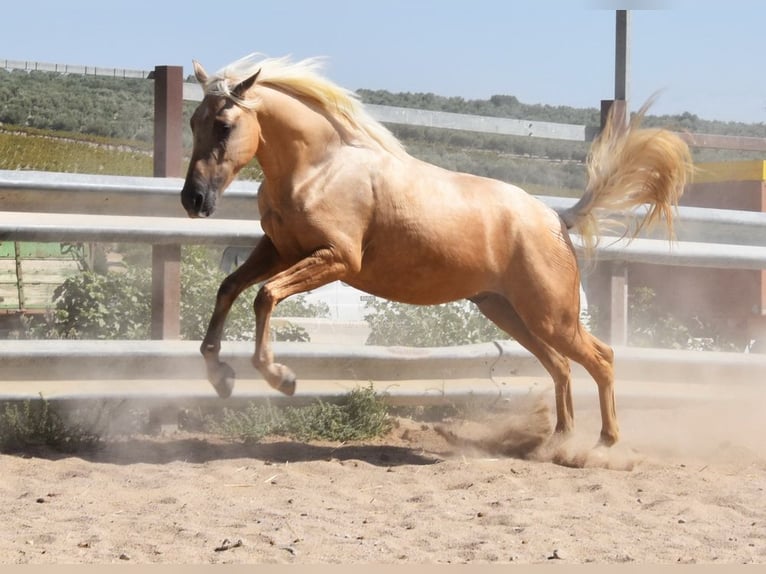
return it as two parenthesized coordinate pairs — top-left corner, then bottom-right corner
(563, 332), (618, 446)
(470, 293), (575, 437)
(521, 311), (619, 446)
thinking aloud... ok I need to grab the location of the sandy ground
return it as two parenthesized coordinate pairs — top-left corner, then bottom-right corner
(1, 388), (765, 565)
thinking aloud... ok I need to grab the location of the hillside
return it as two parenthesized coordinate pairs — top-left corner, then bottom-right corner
(2, 68), (765, 194)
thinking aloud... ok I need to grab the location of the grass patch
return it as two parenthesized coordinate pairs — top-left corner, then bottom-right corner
(0, 396), (105, 453)
(206, 385), (392, 443)
(0, 387), (393, 453)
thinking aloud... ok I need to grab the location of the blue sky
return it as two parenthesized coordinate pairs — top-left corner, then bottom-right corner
(2, 0), (765, 123)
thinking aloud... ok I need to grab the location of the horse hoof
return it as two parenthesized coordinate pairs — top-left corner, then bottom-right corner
(277, 373), (297, 396)
(210, 363), (236, 399)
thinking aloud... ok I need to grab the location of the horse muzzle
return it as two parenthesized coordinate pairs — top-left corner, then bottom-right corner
(181, 183), (218, 218)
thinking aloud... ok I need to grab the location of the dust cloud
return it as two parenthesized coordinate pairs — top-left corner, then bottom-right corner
(432, 379), (766, 472)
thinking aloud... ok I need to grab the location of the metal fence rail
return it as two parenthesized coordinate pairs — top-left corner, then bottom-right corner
(6, 169), (766, 241)
(1, 339), (763, 411)
(0, 211), (261, 246)
(4, 209), (766, 271)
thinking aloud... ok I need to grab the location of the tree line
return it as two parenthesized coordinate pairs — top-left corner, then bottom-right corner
(5, 68), (765, 139)
(3, 67), (766, 202)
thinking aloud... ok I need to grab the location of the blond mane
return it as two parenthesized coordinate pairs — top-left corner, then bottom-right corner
(204, 54), (406, 157)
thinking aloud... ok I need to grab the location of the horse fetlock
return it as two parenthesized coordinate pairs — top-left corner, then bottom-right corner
(200, 341), (221, 358)
(598, 428), (619, 447)
(555, 420), (574, 436)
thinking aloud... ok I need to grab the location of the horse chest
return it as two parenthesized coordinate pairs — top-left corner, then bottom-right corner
(259, 204), (326, 258)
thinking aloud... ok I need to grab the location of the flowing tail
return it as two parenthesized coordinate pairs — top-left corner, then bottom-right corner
(558, 95), (694, 255)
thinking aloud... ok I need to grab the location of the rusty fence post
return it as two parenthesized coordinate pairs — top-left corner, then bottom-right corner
(151, 65), (183, 340)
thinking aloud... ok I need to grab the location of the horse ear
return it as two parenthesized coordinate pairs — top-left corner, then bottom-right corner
(232, 70), (260, 99)
(193, 60), (208, 84)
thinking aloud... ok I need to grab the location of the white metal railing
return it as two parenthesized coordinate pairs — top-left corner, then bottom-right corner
(3, 169), (766, 261)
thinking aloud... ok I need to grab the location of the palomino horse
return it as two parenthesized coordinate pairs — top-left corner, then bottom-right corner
(181, 54), (692, 446)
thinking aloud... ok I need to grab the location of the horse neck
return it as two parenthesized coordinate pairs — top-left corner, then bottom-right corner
(254, 86), (346, 183)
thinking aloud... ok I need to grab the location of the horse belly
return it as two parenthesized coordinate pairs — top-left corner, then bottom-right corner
(347, 189), (571, 306)
(347, 271), (486, 306)
(349, 232), (502, 305)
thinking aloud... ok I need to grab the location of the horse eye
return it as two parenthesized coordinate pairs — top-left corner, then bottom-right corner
(216, 120), (233, 136)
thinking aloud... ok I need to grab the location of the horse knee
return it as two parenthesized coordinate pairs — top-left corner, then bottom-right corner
(253, 283), (277, 314)
(596, 340), (614, 366)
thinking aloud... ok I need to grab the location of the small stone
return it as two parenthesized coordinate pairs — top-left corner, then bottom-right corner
(119, 553), (130, 561)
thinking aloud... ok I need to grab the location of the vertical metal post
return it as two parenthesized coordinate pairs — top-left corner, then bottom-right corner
(594, 99), (630, 347)
(582, 10), (632, 346)
(614, 10), (630, 105)
(609, 262), (628, 346)
(13, 242), (25, 311)
(611, 10), (630, 346)
(151, 65), (183, 340)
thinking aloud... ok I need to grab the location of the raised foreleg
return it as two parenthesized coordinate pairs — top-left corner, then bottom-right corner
(251, 248), (348, 395)
(201, 236), (286, 398)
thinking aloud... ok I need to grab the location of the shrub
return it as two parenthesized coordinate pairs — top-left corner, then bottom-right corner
(23, 245), (330, 342)
(206, 385), (392, 443)
(364, 298), (507, 347)
(43, 267), (151, 339)
(0, 397), (103, 452)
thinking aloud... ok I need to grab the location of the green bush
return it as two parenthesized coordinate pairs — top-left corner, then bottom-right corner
(22, 245), (330, 342)
(179, 246), (256, 341)
(39, 267), (152, 339)
(627, 287), (739, 351)
(206, 385), (392, 443)
(587, 286), (739, 351)
(364, 298), (507, 347)
(180, 246), (329, 342)
(0, 397), (103, 452)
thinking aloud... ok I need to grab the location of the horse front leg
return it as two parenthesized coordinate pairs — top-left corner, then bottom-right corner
(202, 236), (285, 398)
(252, 248), (347, 395)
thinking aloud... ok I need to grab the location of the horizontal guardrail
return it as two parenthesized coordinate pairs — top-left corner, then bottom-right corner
(1, 338), (763, 388)
(182, 81), (766, 151)
(4, 210), (766, 270)
(365, 104), (595, 141)
(4, 170), (766, 248)
(0, 170), (259, 219)
(0, 211), (261, 246)
(0, 338), (761, 418)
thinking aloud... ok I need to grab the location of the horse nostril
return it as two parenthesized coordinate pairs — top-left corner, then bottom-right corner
(192, 190), (204, 213)
(182, 186), (206, 216)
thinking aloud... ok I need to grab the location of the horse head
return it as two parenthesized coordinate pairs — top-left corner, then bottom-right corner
(181, 60), (261, 218)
